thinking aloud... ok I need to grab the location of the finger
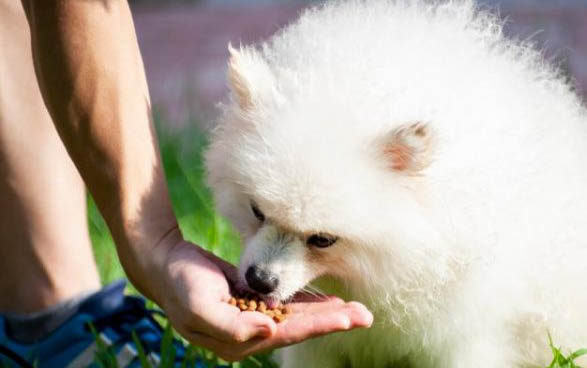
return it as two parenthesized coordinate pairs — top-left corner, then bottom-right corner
(198, 297), (370, 344)
(285, 296), (348, 314)
(344, 301), (374, 328)
(183, 302), (373, 361)
(194, 302), (277, 343)
(277, 308), (353, 342)
(187, 296), (351, 345)
(237, 302), (369, 352)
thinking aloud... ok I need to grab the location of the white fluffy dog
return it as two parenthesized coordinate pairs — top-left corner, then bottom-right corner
(205, 0), (587, 367)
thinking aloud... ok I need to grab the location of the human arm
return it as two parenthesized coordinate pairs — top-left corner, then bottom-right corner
(20, 0), (372, 360)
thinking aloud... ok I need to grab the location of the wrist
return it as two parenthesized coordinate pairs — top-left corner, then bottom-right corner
(95, 160), (181, 303)
(119, 223), (184, 306)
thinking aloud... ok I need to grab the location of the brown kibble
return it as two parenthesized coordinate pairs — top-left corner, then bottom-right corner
(228, 295), (290, 322)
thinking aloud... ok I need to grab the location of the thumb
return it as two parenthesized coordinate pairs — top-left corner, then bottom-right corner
(201, 302), (276, 343)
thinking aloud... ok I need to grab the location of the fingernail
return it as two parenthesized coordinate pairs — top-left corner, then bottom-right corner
(341, 316), (352, 330)
(257, 324), (273, 338)
(364, 312), (374, 327)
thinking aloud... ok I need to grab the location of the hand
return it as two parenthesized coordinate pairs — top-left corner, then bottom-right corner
(157, 240), (373, 362)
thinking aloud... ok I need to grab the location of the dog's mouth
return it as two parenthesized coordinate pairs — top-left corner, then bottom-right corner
(255, 287), (327, 308)
(262, 295), (282, 309)
(232, 277), (290, 308)
(250, 288), (292, 308)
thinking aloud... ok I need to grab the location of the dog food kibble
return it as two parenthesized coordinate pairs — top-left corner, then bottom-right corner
(228, 296), (291, 323)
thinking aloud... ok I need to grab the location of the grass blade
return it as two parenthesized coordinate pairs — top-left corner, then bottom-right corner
(132, 331), (153, 368)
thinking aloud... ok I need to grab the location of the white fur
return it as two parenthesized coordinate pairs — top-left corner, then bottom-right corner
(205, 0), (587, 367)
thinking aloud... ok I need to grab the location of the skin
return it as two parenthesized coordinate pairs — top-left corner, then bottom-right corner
(0, 0), (372, 361)
(0, 0), (101, 313)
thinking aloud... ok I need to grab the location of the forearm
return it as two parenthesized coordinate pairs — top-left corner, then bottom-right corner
(21, 0), (179, 303)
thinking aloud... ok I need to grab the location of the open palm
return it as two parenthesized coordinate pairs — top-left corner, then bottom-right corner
(160, 241), (373, 362)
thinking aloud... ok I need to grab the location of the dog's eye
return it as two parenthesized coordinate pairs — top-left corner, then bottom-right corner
(307, 234), (338, 248)
(250, 202), (265, 222)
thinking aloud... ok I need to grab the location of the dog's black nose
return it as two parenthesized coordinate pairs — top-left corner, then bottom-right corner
(245, 265), (278, 294)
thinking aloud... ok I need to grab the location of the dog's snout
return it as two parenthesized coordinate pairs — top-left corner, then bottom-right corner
(245, 265), (279, 294)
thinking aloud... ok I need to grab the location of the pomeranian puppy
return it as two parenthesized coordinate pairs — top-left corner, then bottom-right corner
(205, 0), (587, 367)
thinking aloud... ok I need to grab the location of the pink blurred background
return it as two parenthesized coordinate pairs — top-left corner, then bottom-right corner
(131, 0), (587, 127)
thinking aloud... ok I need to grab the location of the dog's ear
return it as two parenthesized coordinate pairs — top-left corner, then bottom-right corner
(382, 122), (434, 173)
(227, 44), (274, 111)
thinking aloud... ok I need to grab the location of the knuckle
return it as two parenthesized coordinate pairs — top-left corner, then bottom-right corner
(281, 336), (296, 346)
(328, 296), (345, 305)
(345, 301), (365, 311)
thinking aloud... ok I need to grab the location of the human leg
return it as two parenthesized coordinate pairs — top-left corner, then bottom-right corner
(0, 0), (101, 314)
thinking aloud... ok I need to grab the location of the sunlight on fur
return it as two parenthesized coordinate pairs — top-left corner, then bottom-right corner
(205, 0), (587, 367)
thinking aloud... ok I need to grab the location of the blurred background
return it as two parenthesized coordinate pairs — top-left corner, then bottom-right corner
(128, 0), (587, 129)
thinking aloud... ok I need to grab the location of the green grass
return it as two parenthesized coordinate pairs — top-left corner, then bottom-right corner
(547, 333), (587, 368)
